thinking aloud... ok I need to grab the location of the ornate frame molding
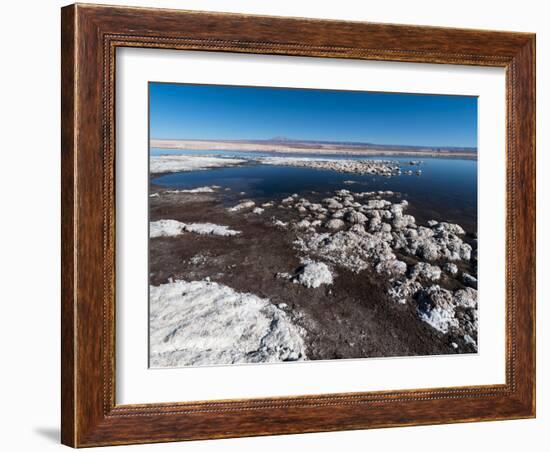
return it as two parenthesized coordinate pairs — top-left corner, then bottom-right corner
(62, 4), (535, 447)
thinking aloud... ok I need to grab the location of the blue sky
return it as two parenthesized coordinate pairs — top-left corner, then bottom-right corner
(149, 82), (477, 148)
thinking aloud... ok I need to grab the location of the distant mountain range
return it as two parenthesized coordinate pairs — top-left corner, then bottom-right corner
(156, 137), (477, 153)
(260, 137), (477, 153)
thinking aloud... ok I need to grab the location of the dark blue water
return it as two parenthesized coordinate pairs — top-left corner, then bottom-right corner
(151, 150), (477, 232)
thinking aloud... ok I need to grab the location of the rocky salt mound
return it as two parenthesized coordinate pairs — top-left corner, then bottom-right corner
(259, 157), (402, 176)
(295, 261), (333, 288)
(269, 188), (478, 349)
(149, 280), (307, 367)
(277, 260), (334, 288)
(416, 285), (478, 341)
(150, 219), (241, 237)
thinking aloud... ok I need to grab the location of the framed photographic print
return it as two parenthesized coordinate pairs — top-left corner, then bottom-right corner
(61, 3), (536, 447)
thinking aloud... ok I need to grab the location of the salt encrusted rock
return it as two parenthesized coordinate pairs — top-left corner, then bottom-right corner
(324, 198), (344, 210)
(444, 263), (459, 275)
(402, 223), (471, 262)
(376, 259), (407, 276)
(464, 334), (477, 347)
(282, 196), (295, 204)
(261, 202), (273, 208)
(325, 219), (346, 230)
(336, 189), (352, 196)
(403, 214), (416, 226)
(411, 285), (478, 346)
(380, 210), (392, 220)
(228, 200), (256, 212)
(344, 211), (368, 224)
(252, 207), (265, 215)
(295, 219), (311, 229)
(275, 188), (477, 345)
(309, 203), (322, 211)
(431, 221), (466, 235)
(390, 204), (403, 217)
(415, 285), (459, 333)
(459, 243), (473, 260)
(295, 261), (334, 288)
(365, 199), (391, 210)
(349, 224), (366, 234)
(392, 216), (407, 230)
(454, 287), (477, 308)
(418, 241), (440, 261)
(364, 209), (380, 218)
(410, 262), (442, 281)
(368, 216), (382, 232)
(295, 228), (396, 274)
(462, 272), (478, 289)
(388, 278), (423, 304)
(273, 219), (288, 228)
(380, 223), (392, 233)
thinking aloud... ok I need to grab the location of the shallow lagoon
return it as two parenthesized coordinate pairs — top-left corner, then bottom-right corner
(151, 149), (477, 233)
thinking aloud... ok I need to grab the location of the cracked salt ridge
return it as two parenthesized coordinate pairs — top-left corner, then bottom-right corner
(150, 155), (247, 174)
(150, 219), (241, 238)
(149, 280), (307, 367)
(276, 188), (477, 348)
(257, 156), (402, 176)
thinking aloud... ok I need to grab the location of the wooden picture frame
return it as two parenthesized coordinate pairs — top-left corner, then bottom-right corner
(61, 3), (536, 447)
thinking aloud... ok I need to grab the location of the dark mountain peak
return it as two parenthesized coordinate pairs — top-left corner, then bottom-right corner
(269, 136), (291, 142)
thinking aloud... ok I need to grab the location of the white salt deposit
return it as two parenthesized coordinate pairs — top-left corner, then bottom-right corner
(150, 155), (246, 174)
(149, 280), (307, 367)
(183, 223), (241, 236)
(165, 186), (218, 193)
(295, 261), (334, 288)
(150, 220), (240, 237)
(149, 219), (186, 238)
(228, 200), (256, 212)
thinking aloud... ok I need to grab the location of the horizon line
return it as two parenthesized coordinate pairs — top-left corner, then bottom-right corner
(149, 137), (478, 151)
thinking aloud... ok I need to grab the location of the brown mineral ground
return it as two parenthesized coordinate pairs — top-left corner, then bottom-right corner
(149, 188), (476, 362)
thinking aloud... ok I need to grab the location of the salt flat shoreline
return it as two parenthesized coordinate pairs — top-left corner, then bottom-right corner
(150, 139), (478, 160)
(149, 183), (478, 367)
